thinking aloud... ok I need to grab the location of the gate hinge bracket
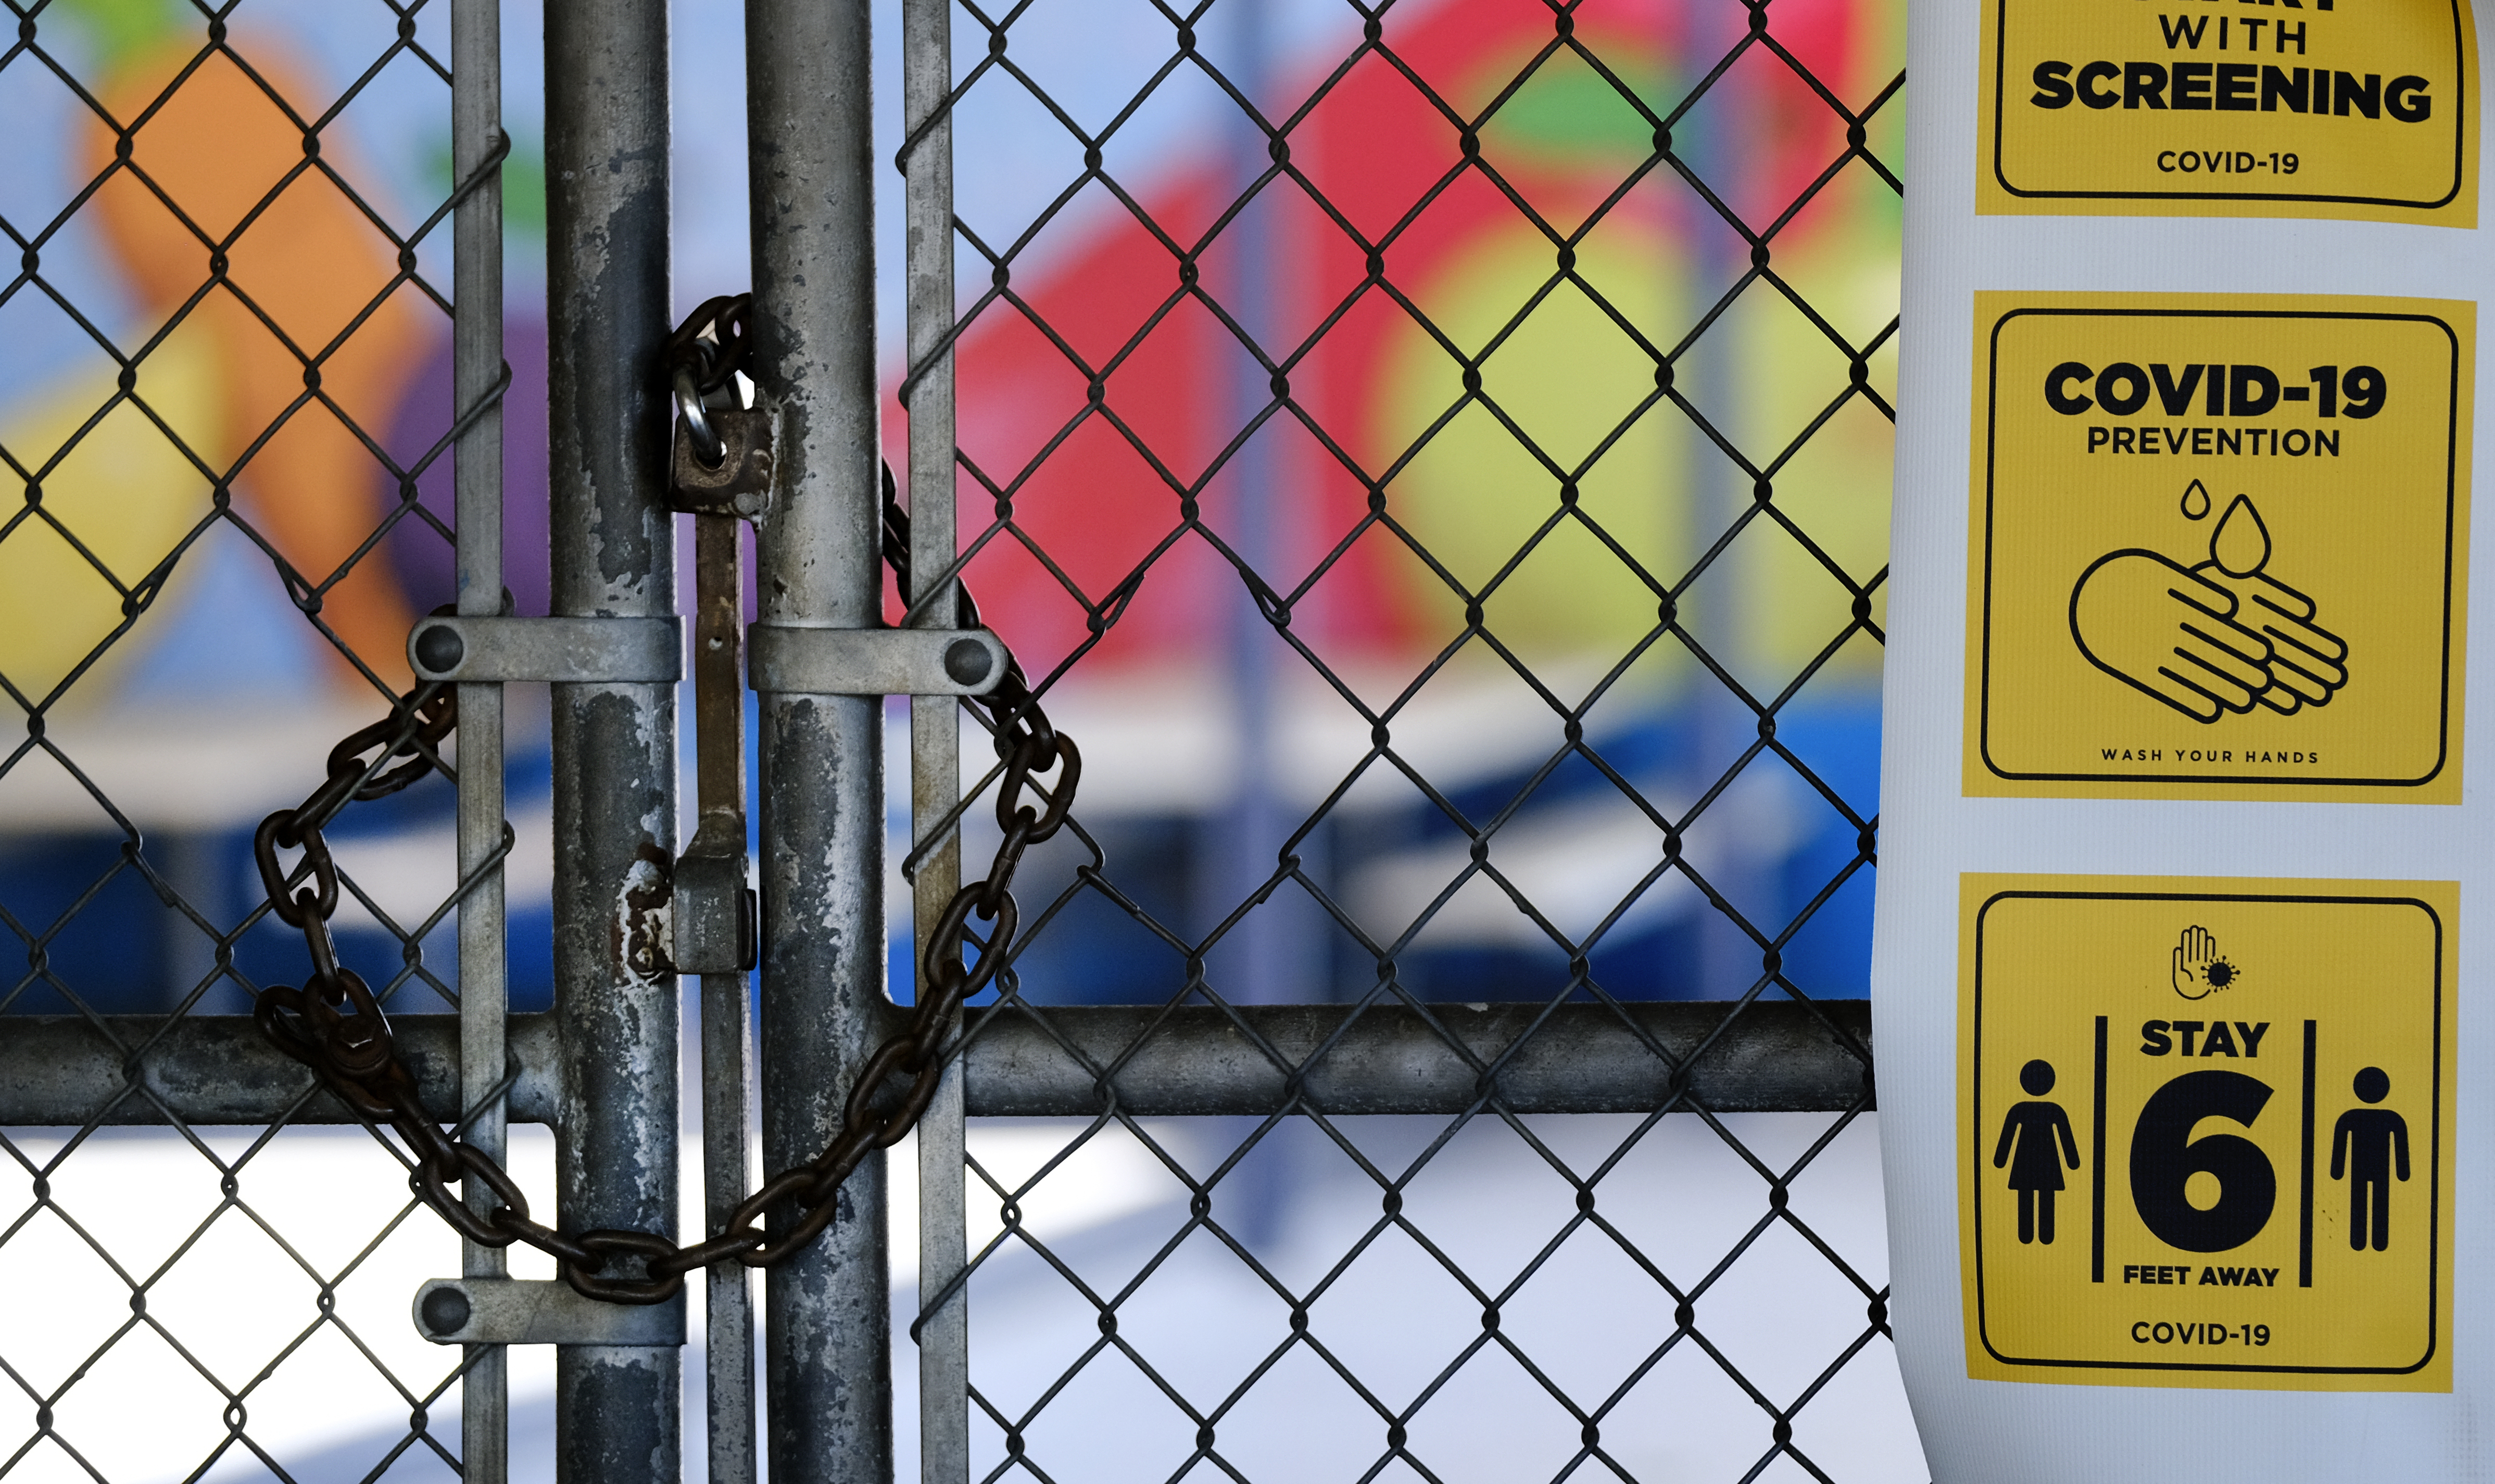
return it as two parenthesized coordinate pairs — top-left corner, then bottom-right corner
(746, 624), (1008, 696)
(408, 615), (685, 684)
(413, 1278), (687, 1346)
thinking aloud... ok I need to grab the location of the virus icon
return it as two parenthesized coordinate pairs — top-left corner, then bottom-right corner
(2171, 926), (2240, 1000)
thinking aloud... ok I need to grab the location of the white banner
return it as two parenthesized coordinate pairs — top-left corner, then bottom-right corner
(1876, 0), (2490, 1476)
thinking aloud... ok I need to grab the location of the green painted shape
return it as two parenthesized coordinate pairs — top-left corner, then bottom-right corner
(51, 0), (186, 72)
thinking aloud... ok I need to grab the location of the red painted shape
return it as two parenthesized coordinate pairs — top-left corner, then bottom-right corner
(885, 0), (1862, 679)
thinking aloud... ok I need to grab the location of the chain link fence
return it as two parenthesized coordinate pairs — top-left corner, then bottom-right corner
(905, 0), (1904, 1474)
(2, 0), (1910, 1476)
(1, 0), (516, 1477)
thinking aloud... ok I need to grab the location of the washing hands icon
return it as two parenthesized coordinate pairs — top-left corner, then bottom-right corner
(2070, 494), (2349, 722)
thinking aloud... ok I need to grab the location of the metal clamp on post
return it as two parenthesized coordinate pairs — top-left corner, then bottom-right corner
(414, 1278), (687, 1347)
(745, 624), (1010, 696)
(408, 615), (685, 684)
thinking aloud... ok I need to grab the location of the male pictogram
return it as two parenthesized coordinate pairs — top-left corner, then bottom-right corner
(1994, 1058), (2082, 1245)
(2332, 1066), (2411, 1252)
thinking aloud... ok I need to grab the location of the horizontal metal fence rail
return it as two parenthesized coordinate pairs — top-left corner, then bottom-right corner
(0, 1015), (561, 1127)
(0, 1000), (1868, 1125)
(956, 1000), (1873, 1117)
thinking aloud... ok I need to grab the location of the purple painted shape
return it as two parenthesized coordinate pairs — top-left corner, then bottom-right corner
(383, 314), (553, 615)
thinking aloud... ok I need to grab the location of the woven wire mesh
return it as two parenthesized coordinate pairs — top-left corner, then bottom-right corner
(3, 0), (1909, 1474)
(904, 0), (1904, 1475)
(1, 2), (505, 1477)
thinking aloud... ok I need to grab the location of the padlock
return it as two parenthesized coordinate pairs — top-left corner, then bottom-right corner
(670, 407), (773, 518)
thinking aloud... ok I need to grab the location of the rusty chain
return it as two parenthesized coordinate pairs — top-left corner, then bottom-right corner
(250, 295), (1079, 1304)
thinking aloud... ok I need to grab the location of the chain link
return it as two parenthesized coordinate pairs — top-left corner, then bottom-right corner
(665, 293), (752, 466)
(249, 297), (1079, 1304)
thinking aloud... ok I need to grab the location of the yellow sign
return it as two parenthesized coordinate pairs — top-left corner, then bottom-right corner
(1965, 293), (2470, 802)
(1979, 0), (2477, 223)
(1960, 876), (2454, 1390)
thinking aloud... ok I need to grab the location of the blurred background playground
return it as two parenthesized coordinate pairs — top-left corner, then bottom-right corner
(0, 0), (1900, 1018)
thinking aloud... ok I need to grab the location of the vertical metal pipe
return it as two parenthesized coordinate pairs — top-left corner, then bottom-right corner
(1207, 0), (1289, 1012)
(545, 3), (679, 1481)
(450, 0), (508, 1479)
(1690, 12), (1765, 999)
(1204, 0), (1302, 1244)
(747, 0), (891, 1475)
(901, 0), (966, 1473)
(697, 515), (759, 1484)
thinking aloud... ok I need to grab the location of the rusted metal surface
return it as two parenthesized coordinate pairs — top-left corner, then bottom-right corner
(694, 491), (758, 1484)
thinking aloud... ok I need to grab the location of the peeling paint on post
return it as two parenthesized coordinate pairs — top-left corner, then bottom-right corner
(546, 1), (679, 1481)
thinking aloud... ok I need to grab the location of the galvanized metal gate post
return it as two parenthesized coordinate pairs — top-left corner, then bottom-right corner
(545, 2), (681, 1480)
(451, 0), (509, 1479)
(901, 0), (970, 1468)
(746, 0), (895, 1479)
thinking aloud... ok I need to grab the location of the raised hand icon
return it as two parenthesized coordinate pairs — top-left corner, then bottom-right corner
(2173, 925), (2220, 1000)
(2069, 550), (2274, 721)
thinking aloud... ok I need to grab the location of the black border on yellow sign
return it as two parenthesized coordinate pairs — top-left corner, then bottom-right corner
(1970, 888), (2446, 1376)
(1976, 306), (2463, 790)
(1988, 0), (2473, 211)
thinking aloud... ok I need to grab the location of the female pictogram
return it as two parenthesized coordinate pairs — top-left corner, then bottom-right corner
(1995, 1059), (2082, 1245)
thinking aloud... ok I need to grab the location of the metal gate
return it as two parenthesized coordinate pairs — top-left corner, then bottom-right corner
(1, 0), (1904, 1479)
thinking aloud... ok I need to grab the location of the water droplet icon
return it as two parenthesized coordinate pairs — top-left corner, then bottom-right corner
(2211, 495), (2271, 578)
(2181, 479), (2211, 519)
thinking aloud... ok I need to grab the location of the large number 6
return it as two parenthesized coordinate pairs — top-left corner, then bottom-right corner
(2128, 1070), (2276, 1252)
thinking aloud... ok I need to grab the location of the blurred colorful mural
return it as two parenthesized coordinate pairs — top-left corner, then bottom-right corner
(1, 0), (1899, 1017)
(1, 0), (550, 1014)
(906, 0), (1900, 1005)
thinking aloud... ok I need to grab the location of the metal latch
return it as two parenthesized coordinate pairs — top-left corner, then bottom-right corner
(671, 808), (756, 974)
(409, 615), (685, 684)
(414, 1278), (687, 1346)
(745, 625), (1010, 696)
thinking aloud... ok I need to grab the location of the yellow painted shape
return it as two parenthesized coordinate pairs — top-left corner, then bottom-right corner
(0, 333), (223, 706)
(1376, 223), (1691, 665)
(1977, 0), (2476, 224)
(1964, 291), (2470, 802)
(1734, 213), (1898, 682)
(1958, 874), (2454, 1391)
(82, 41), (425, 686)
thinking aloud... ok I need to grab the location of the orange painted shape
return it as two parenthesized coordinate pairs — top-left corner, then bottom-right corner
(82, 41), (430, 687)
